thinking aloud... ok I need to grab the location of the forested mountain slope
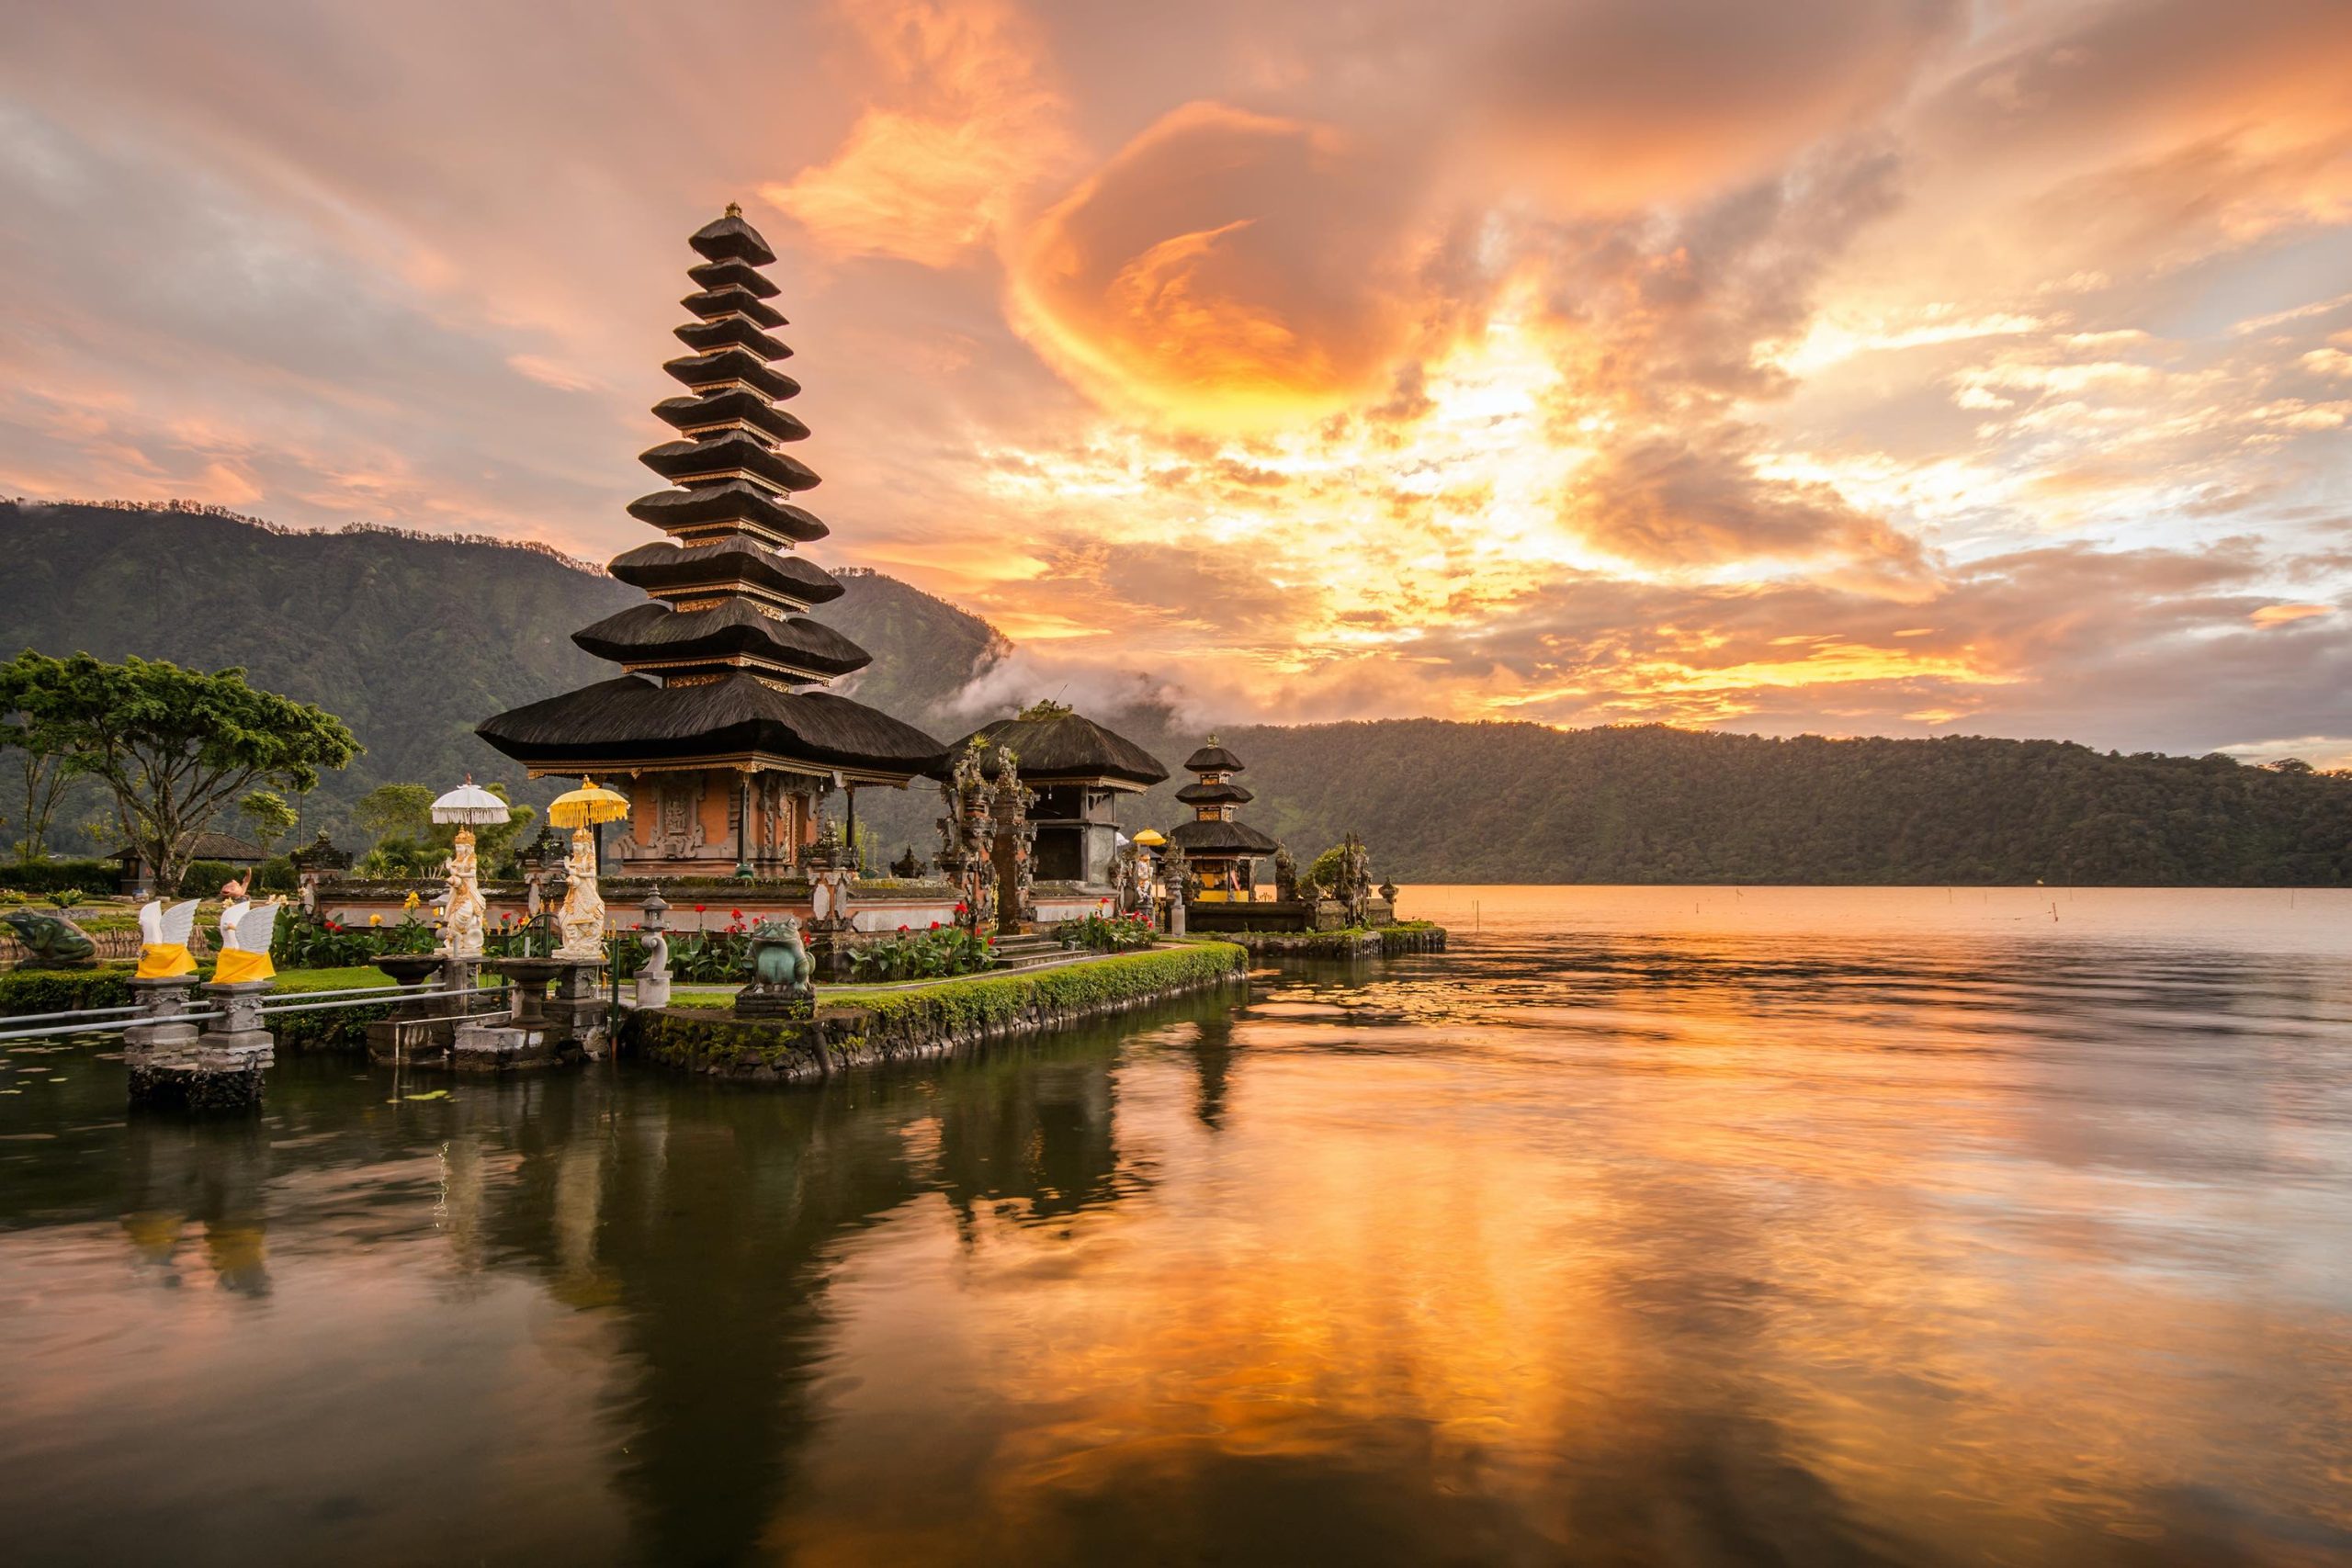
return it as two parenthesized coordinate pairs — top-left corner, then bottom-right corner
(6, 500), (2346, 884)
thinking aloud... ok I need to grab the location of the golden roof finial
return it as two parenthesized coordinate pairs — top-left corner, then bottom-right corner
(724, 201), (742, 219)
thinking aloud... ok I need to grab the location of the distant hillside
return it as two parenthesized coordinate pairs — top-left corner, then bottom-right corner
(0, 500), (1005, 837)
(6, 500), (2348, 885)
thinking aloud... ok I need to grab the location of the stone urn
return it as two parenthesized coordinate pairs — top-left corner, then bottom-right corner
(373, 953), (445, 988)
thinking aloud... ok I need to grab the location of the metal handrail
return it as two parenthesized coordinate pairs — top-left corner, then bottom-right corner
(258, 984), (507, 1017)
(0, 1001), (153, 1025)
(257, 980), (447, 1003)
(0, 1012), (223, 1042)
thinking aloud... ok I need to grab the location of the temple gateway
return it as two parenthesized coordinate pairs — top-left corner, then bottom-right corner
(478, 208), (945, 873)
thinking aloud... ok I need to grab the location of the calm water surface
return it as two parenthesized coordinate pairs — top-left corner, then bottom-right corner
(4, 886), (2350, 1566)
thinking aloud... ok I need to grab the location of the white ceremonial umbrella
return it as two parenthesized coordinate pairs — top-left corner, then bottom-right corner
(431, 779), (513, 827)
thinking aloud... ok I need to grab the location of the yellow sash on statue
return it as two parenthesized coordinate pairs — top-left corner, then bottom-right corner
(135, 942), (197, 980)
(211, 949), (275, 986)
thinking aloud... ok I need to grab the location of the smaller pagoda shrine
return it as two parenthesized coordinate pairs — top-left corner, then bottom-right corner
(1167, 737), (1278, 899)
(939, 702), (1167, 888)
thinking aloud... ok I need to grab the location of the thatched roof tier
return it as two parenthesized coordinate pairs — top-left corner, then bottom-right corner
(1176, 779), (1253, 807)
(572, 601), (870, 678)
(936, 708), (1169, 789)
(478, 674), (945, 780)
(1167, 818), (1280, 856)
(688, 210), (777, 266)
(608, 539), (843, 607)
(662, 347), (801, 401)
(639, 432), (821, 493)
(687, 255), (778, 299)
(653, 389), (810, 445)
(681, 286), (786, 330)
(626, 481), (828, 545)
(674, 315), (792, 361)
(1184, 742), (1245, 773)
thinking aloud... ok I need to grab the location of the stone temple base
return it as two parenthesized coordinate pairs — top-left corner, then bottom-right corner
(451, 1021), (561, 1072)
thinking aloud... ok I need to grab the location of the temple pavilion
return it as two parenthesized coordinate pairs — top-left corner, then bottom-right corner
(941, 701), (1167, 886)
(1167, 737), (1279, 898)
(479, 207), (945, 875)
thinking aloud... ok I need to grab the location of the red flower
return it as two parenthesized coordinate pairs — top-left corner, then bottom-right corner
(730, 908), (743, 919)
(929, 920), (941, 931)
(695, 904), (707, 913)
(897, 924), (910, 932)
(953, 901), (968, 915)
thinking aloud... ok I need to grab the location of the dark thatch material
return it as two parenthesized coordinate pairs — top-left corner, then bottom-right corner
(639, 434), (821, 493)
(627, 480), (827, 542)
(608, 539), (843, 605)
(681, 287), (786, 330)
(479, 674), (946, 777)
(674, 315), (792, 361)
(663, 348), (801, 401)
(688, 211), (777, 267)
(654, 389), (810, 445)
(1184, 742), (1245, 773)
(572, 602), (870, 676)
(934, 710), (1169, 788)
(1167, 818), (1280, 856)
(687, 256), (778, 299)
(1176, 780), (1254, 807)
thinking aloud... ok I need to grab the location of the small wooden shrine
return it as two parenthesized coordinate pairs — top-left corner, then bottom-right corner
(1166, 737), (1278, 898)
(940, 701), (1167, 886)
(478, 207), (944, 874)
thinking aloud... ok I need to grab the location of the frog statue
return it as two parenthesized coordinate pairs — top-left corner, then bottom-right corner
(737, 913), (816, 1020)
(4, 908), (98, 968)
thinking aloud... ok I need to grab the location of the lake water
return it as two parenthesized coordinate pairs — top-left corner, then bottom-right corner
(4, 886), (2350, 1566)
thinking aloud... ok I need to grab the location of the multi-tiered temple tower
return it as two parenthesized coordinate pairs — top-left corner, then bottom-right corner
(480, 208), (945, 876)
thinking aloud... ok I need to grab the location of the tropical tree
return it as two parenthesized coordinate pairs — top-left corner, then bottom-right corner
(0, 651), (79, 863)
(23, 652), (359, 897)
(239, 788), (299, 853)
(354, 779), (537, 877)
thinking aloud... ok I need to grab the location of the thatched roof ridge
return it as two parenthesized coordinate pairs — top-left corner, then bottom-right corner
(608, 538), (842, 605)
(626, 480), (828, 543)
(1167, 818), (1279, 856)
(1176, 779), (1253, 806)
(478, 674), (945, 776)
(933, 708), (1169, 787)
(571, 602), (870, 676)
(1184, 740), (1245, 773)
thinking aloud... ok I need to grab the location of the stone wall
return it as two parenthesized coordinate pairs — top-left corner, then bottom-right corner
(620, 942), (1249, 1084)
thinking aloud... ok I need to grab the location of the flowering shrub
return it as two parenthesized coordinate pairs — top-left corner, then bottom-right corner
(1056, 909), (1156, 953)
(848, 924), (994, 982)
(273, 909), (435, 968)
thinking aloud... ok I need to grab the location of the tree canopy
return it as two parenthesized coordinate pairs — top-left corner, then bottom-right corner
(7, 651), (360, 896)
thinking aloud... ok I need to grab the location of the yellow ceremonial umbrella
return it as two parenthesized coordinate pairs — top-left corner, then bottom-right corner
(1133, 829), (1166, 847)
(548, 777), (632, 829)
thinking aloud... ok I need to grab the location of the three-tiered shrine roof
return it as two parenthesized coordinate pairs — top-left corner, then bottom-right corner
(1183, 741), (1245, 773)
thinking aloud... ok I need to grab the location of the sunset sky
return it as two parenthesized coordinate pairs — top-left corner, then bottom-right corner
(3, 0), (2350, 759)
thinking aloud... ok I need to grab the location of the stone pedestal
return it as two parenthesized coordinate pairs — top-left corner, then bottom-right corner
(366, 953), (457, 1064)
(130, 978), (273, 1111)
(484, 955), (608, 1064)
(734, 986), (815, 1021)
(451, 1021), (558, 1071)
(634, 970), (672, 1009)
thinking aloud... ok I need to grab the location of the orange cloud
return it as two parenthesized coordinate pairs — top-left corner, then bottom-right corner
(767, 0), (1073, 266)
(1009, 103), (1435, 429)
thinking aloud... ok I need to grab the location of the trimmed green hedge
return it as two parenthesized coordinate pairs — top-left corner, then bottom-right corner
(634, 942), (1247, 1077)
(0, 962), (424, 1020)
(0, 859), (119, 897)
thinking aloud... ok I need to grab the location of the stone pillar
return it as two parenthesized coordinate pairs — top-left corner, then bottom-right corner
(124, 974), (204, 1107)
(134, 978), (274, 1111)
